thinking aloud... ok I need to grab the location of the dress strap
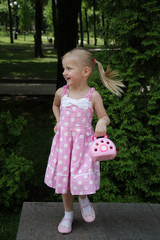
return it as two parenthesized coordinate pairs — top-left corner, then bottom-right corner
(62, 85), (68, 96)
(86, 87), (95, 101)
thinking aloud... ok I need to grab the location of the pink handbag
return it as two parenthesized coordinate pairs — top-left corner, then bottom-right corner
(89, 134), (117, 161)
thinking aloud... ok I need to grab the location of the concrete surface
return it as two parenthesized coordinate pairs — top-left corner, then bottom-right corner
(16, 202), (160, 240)
(0, 82), (56, 96)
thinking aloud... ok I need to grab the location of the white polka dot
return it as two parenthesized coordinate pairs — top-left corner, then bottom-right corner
(72, 107), (76, 111)
(61, 126), (64, 130)
(87, 113), (90, 117)
(65, 132), (68, 136)
(59, 149), (62, 153)
(59, 160), (62, 165)
(71, 168), (74, 172)
(64, 122), (69, 126)
(82, 118), (86, 122)
(77, 112), (81, 117)
(54, 176), (56, 180)
(49, 180), (52, 184)
(53, 141), (56, 146)
(69, 138), (71, 142)
(84, 163), (88, 167)
(84, 175), (88, 179)
(63, 166), (67, 171)
(85, 153), (88, 157)
(80, 153), (82, 157)
(86, 132), (90, 136)
(71, 118), (75, 122)
(89, 180), (93, 184)
(75, 124), (80, 127)
(79, 192), (84, 195)
(89, 158), (92, 162)
(66, 111), (70, 115)
(64, 143), (68, 148)
(58, 183), (61, 188)
(73, 156), (77, 161)
(88, 168), (93, 173)
(84, 186), (88, 190)
(80, 134), (84, 139)
(60, 137), (63, 142)
(72, 132), (75, 137)
(78, 180), (82, 185)
(64, 155), (68, 159)
(76, 145), (80, 150)
(62, 116), (64, 120)
(78, 169), (82, 174)
(63, 178), (67, 182)
(63, 189), (66, 193)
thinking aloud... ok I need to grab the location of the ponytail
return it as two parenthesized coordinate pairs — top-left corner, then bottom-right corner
(96, 60), (125, 96)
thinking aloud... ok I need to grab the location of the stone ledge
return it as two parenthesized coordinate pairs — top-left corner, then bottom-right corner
(16, 202), (160, 240)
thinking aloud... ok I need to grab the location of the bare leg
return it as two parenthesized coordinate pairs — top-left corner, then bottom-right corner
(62, 189), (74, 211)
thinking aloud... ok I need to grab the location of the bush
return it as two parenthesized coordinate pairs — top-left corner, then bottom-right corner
(89, 0), (160, 203)
(0, 111), (34, 209)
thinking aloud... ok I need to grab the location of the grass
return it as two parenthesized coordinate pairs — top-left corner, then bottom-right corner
(0, 35), (57, 80)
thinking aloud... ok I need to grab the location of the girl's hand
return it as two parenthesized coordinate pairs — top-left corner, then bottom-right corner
(95, 119), (107, 137)
(54, 122), (59, 133)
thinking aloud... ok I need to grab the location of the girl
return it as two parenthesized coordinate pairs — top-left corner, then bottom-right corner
(44, 48), (124, 234)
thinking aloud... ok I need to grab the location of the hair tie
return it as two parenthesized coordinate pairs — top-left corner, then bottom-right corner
(94, 59), (98, 63)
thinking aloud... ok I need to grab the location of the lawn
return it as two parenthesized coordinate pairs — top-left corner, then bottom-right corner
(0, 36), (57, 80)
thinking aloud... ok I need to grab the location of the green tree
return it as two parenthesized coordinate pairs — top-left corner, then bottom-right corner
(18, 1), (33, 40)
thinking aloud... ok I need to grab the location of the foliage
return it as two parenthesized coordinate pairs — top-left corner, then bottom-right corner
(90, 0), (160, 203)
(0, 111), (34, 209)
(18, 0), (33, 33)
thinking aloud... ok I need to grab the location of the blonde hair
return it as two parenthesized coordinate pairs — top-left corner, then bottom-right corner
(62, 47), (125, 96)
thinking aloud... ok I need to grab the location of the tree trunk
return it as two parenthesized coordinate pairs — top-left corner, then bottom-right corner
(93, 0), (97, 46)
(56, 0), (81, 89)
(34, 0), (43, 58)
(85, 8), (89, 45)
(7, 0), (14, 44)
(52, 0), (57, 49)
(79, 3), (83, 47)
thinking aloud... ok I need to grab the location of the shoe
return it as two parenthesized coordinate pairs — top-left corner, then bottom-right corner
(58, 217), (73, 234)
(79, 197), (96, 223)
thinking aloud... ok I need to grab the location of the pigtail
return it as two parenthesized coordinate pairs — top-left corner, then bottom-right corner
(96, 61), (125, 96)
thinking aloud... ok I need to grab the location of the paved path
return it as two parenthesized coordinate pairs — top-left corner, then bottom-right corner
(0, 79), (56, 96)
(16, 202), (160, 240)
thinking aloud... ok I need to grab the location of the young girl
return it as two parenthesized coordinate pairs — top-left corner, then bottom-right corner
(44, 48), (124, 234)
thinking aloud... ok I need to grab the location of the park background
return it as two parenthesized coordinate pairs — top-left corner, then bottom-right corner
(0, 0), (160, 239)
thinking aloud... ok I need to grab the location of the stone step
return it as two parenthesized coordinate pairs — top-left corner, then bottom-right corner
(16, 202), (160, 240)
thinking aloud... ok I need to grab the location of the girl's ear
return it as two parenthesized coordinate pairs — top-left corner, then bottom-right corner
(83, 66), (91, 77)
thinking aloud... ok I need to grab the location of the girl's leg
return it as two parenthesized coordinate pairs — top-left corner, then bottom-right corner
(58, 190), (74, 233)
(62, 190), (74, 211)
(79, 195), (95, 222)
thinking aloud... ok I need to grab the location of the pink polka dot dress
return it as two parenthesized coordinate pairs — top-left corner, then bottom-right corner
(44, 85), (100, 195)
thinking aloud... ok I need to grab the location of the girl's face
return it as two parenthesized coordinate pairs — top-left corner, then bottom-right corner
(62, 57), (85, 87)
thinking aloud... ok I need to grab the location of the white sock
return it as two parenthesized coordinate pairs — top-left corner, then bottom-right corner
(79, 196), (92, 216)
(60, 211), (73, 228)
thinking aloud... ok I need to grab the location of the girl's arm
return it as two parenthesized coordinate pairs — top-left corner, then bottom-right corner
(52, 88), (62, 132)
(92, 91), (110, 137)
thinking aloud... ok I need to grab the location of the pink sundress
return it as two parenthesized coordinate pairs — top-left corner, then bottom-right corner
(44, 85), (100, 195)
